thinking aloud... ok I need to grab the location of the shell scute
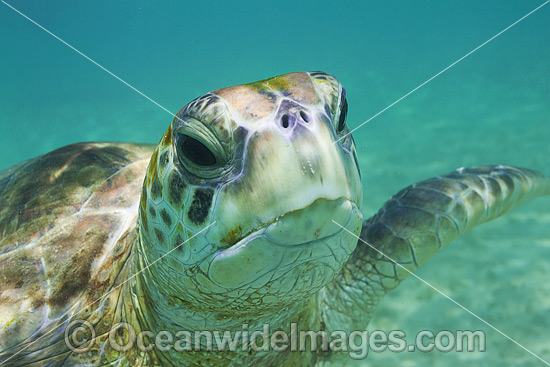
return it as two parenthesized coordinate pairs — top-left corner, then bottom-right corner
(0, 142), (153, 359)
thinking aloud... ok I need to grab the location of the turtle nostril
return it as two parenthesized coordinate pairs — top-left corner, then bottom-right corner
(281, 114), (290, 128)
(300, 111), (309, 123)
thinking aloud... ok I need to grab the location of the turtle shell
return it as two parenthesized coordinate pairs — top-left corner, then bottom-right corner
(0, 142), (153, 358)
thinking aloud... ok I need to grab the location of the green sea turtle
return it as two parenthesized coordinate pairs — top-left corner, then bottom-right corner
(0, 71), (548, 367)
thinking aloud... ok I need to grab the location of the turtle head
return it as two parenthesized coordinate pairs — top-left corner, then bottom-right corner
(138, 72), (363, 315)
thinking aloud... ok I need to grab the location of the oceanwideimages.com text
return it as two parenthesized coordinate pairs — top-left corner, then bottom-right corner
(66, 320), (486, 359)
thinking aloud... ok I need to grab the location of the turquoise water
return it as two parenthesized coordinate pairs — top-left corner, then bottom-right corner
(1, 1), (549, 366)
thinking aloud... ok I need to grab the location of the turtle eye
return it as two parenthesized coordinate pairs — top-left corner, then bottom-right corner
(337, 95), (348, 133)
(177, 134), (217, 167)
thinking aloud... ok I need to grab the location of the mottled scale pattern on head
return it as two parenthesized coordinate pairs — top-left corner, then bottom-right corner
(141, 127), (191, 256)
(139, 94), (235, 260)
(308, 71), (343, 116)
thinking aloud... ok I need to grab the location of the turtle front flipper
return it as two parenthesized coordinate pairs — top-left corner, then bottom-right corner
(323, 165), (550, 331)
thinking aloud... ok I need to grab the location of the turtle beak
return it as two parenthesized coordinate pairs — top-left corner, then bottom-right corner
(204, 198), (362, 290)
(263, 198), (361, 247)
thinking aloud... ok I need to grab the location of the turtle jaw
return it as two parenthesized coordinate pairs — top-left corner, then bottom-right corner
(216, 197), (361, 250)
(202, 198), (363, 300)
(262, 197), (360, 247)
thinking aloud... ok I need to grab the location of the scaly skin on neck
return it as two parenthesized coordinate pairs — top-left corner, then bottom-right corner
(127, 225), (322, 367)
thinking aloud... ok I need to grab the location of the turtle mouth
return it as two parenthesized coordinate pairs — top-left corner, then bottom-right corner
(222, 197), (361, 250)
(266, 227), (344, 248)
(205, 198), (363, 289)
(263, 197), (359, 247)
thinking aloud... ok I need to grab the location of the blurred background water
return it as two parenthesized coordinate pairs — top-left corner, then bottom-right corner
(1, 1), (549, 365)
